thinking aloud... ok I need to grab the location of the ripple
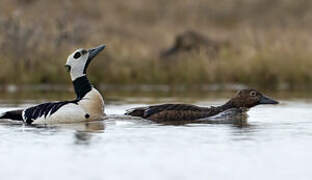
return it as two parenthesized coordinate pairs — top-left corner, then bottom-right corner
(1, 100), (312, 180)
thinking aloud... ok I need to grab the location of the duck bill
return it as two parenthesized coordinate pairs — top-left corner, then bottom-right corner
(88, 44), (106, 61)
(259, 95), (279, 105)
(84, 44), (106, 73)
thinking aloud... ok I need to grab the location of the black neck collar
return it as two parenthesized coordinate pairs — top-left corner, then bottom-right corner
(72, 76), (92, 100)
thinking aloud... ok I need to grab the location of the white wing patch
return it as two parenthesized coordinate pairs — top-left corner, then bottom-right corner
(30, 103), (87, 124)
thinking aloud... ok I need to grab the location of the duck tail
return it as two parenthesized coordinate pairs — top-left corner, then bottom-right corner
(125, 107), (147, 118)
(0, 109), (24, 121)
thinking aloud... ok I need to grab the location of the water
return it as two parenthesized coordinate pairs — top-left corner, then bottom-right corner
(0, 92), (312, 180)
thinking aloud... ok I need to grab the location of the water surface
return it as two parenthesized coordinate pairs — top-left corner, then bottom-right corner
(0, 92), (311, 180)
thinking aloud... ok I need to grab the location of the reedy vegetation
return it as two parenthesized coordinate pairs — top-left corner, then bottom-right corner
(1, 0), (312, 90)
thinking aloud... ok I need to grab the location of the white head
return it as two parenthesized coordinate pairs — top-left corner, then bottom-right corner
(65, 45), (106, 81)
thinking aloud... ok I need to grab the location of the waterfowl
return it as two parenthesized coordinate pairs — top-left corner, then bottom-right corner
(125, 89), (278, 122)
(0, 45), (106, 125)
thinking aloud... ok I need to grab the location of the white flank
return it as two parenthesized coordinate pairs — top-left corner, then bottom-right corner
(31, 88), (105, 125)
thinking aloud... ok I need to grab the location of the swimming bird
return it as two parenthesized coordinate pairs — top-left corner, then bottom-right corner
(0, 45), (106, 125)
(125, 89), (278, 122)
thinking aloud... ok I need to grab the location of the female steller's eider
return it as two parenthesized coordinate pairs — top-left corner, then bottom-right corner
(0, 45), (106, 125)
(125, 89), (279, 122)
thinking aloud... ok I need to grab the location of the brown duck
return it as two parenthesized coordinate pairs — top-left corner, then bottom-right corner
(125, 89), (278, 122)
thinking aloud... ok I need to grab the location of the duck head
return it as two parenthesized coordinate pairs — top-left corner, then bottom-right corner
(228, 89), (278, 109)
(65, 44), (106, 81)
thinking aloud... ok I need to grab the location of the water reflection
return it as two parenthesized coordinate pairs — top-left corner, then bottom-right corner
(83, 121), (106, 132)
(37, 121), (107, 132)
(73, 121), (105, 145)
(1, 99), (312, 180)
(229, 123), (259, 141)
(74, 131), (92, 145)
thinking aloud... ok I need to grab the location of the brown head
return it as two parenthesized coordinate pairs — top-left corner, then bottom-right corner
(228, 89), (279, 108)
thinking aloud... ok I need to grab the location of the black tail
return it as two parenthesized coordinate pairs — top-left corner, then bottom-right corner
(0, 110), (24, 121)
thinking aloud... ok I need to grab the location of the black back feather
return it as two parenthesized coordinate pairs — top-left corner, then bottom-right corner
(24, 100), (78, 124)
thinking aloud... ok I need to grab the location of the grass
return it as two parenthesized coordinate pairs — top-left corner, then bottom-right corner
(1, 0), (312, 90)
(3, 43), (312, 91)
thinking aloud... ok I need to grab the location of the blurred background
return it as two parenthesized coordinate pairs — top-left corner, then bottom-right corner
(2, 2), (312, 180)
(1, 0), (312, 93)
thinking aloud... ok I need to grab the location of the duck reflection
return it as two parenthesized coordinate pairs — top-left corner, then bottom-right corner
(74, 131), (92, 145)
(73, 121), (105, 145)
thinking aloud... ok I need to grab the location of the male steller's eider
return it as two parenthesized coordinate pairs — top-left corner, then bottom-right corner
(0, 45), (106, 125)
(125, 89), (279, 122)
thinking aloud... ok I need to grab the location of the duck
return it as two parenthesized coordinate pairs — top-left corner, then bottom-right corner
(125, 89), (279, 122)
(0, 45), (106, 125)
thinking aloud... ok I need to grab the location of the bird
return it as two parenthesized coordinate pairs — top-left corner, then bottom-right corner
(125, 89), (279, 122)
(0, 45), (106, 125)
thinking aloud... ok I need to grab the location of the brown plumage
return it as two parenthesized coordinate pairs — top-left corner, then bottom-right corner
(125, 89), (278, 122)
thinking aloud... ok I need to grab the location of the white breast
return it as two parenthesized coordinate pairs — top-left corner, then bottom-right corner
(78, 88), (105, 120)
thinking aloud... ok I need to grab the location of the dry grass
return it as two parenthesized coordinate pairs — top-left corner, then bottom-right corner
(1, 0), (312, 90)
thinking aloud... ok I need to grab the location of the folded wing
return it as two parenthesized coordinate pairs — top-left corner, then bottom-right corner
(126, 104), (211, 122)
(23, 100), (87, 124)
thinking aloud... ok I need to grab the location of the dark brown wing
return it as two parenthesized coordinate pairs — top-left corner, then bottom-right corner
(125, 104), (212, 122)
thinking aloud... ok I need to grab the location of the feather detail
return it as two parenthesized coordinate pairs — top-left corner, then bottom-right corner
(23, 100), (78, 124)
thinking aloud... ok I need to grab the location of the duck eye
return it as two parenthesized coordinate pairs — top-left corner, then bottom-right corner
(250, 91), (257, 97)
(73, 52), (81, 59)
